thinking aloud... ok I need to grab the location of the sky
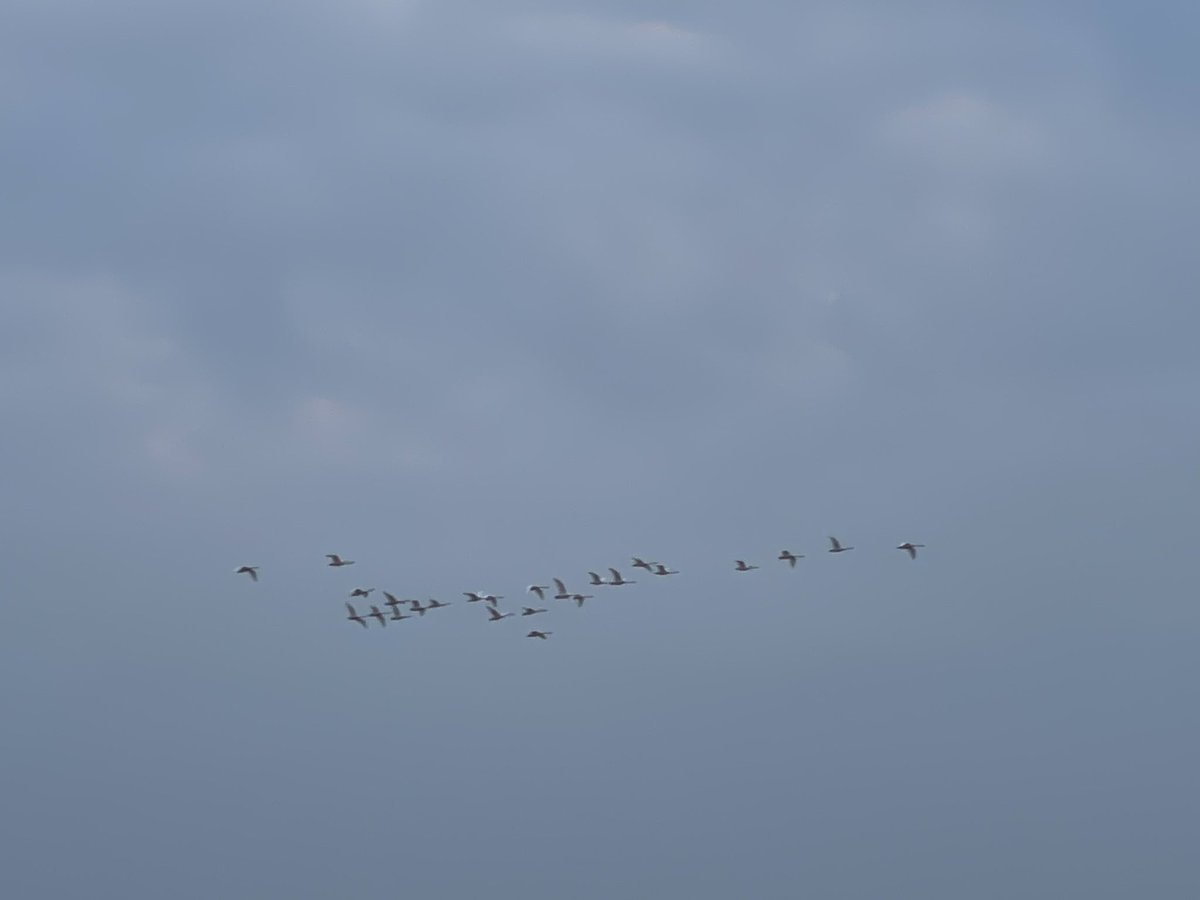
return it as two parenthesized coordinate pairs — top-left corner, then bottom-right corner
(2, 2), (1199, 897)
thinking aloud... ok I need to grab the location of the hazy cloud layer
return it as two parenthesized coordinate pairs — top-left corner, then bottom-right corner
(3, 3), (1198, 898)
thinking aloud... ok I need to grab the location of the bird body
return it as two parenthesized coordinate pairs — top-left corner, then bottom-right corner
(326, 554), (355, 567)
(552, 578), (572, 600)
(345, 603), (368, 629)
(427, 598), (450, 609)
(607, 568), (636, 586)
(734, 560), (759, 572)
(527, 631), (552, 639)
(588, 571), (608, 586)
(571, 594), (592, 607)
(631, 558), (656, 571)
(652, 564), (679, 575)
(487, 607), (513, 622)
(235, 566), (259, 581)
(827, 537), (853, 553)
(778, 551), (803, 567)
(349, 587), (374, 598)
(897, 542), (926, 559)
(528, 585), (550, 600)
(521, 606), (547, 616)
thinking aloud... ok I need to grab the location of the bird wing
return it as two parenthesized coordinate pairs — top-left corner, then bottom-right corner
(828, 536), (841, 550)
(608, 568), (622, 581)
(553, 578), (567, 594)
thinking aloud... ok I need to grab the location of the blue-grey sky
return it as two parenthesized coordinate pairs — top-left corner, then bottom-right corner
(3, 3), (1198, 898)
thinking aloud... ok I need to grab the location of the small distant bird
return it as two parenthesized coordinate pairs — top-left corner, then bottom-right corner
(897, 542), (926, 559)
(382, 592), (403, 609)
(349, 588), (374, 599)
(521, 606), (547, 616)
(427, 598), (450, 609)
(527, 631), (552, 640)
(652, 564), (679, 576)
(368, 606), (388, 627)
(463, 591), (486, 603)
(571, 593), (592, 607)
(390, 608), (411, 622)
(326, 554), (355, 567)
(409, 600), (428, 617)
(345, 603), (368, 629)
(631, 558), (656, 571)
(778, 551), (804, 568)
(607, 568), (636, 586)
(552, 579), (572, 600)
(734, 560), (759, 572)
(587, 571), (608, 586)
(482, 594), (503, 605)
(827, 536), (853, 553)
(235, 566), (259, 581)
(528, 585), (550, 600)
(487, 607), (513, 622)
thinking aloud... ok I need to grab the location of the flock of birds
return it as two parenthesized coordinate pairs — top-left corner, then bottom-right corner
(234, 540), (927, 640)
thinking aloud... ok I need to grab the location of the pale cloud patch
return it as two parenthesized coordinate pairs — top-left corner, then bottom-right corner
(506, 13), (717, 66)
(880, 91), (1047, 172)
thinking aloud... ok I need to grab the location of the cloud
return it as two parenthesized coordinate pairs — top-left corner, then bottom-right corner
(880, 90), (1047, 171)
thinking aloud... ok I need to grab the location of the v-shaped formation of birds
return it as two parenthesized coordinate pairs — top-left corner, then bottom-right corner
(235, 540), (926, 640)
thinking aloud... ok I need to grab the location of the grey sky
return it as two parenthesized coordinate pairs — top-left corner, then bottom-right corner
(2, 3), (1198, 898)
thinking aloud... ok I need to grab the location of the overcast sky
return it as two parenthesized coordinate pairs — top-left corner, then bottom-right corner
(3, 2), (1199, 898)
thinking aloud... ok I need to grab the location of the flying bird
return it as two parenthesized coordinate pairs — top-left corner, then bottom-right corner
(571, 594), (593, 607)
(587, 571), (608, 586)
(482, 594), (504, 605)
(631, 558), (656, 571)
(349, 588), (374, 598)
(409, 601), (428, 617)
(345, 603), (368, 629)
(235, 566), (259, 582)
(427, 598), (451, 609)
(652, 564), (679, 576)
(607, 568), (636, 586)
(487, 607), (513, 622)
(897, 542), (926, 559)
(521, 607), (547, 616)
(552, 578), (572, 600)
(734, 560), (759, 572)
(463, 592), (486, 603)
(368, 606), (388, 627)
(528, 585), (550, 600)
(382, 592), (403, 609)
(527, 631), (552, 640)
(827, 536), (853, 553)
(326, 554), (355, 567)
(778, 551), (804, 567)
(390, 608), (411, 622)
